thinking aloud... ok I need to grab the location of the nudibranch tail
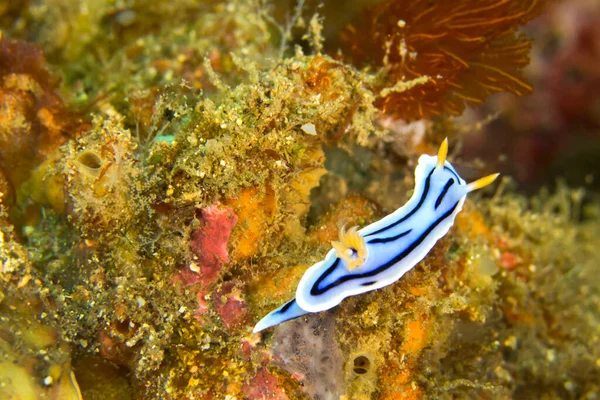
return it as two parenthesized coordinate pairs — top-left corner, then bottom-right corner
(252, 298), (310, 333)
(466, 173), (500, 192)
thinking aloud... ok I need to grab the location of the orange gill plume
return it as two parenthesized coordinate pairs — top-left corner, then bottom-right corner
(339, 0), (547, 121)
(331, 225), (367, 271)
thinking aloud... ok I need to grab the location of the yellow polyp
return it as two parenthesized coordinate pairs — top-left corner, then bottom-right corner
(466, 173), (500, 192)
(332, 225), (367, 271)
(436, 138), (448, 169)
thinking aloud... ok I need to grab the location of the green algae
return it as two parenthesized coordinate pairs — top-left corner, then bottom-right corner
(0, 198), (82, 399)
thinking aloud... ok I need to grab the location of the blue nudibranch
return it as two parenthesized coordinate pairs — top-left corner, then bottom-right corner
(253, 139), (498, 333)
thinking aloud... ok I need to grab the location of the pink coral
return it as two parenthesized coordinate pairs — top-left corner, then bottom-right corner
(172, 204), (237, 319)
(190, 204), (237, 286)
(242, 369), (289, 400)
(172, 267), (202, 287)
(240, 336), (259, 362)
(214, 281), (249, 331)
(171, 268), (210, 319)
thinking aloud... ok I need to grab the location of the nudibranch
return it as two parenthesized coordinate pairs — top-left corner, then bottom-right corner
(253, 139), (498, 333)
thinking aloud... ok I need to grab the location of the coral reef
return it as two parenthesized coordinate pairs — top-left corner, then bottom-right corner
(0, 0), (598, 399)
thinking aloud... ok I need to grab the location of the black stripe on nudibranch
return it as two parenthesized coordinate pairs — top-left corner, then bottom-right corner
(310, 258), (340, 296)
(278, 299), (295, 314)
(435, 179), (454, 210)
(365, 167), (436, 238)
(367, 229), (412, 244)
(444, 165), (461, 183)
(310, 200), (461, 296)
(361, 281), (377, 286)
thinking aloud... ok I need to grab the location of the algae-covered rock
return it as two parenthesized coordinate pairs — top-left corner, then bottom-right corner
(1, 0), (599, 399)
(0, 191), (82, 400)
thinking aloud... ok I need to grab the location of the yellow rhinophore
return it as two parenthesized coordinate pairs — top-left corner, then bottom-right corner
(466, 173), (500, 192)
(436, 137), (449, 170)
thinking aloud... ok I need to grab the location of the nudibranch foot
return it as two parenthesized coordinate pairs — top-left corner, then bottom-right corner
(252, 139), (499, 333)
(252, 298), (310, 333)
